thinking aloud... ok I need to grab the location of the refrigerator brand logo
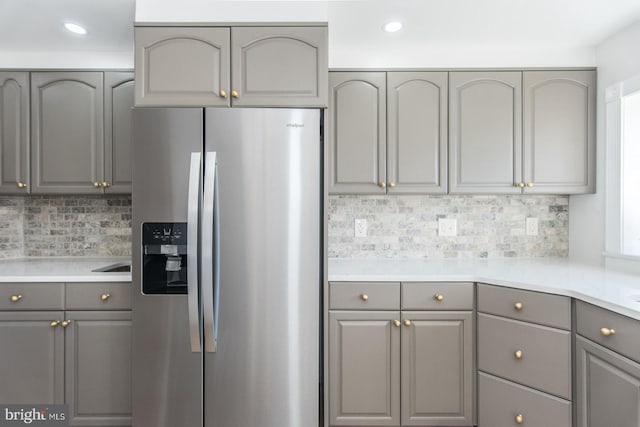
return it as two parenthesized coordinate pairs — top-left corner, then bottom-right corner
(286, 123), (305, 128)
(0, 406), (67, 426)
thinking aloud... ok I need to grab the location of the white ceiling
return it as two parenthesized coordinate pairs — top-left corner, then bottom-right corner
(1, 0), (639, 67)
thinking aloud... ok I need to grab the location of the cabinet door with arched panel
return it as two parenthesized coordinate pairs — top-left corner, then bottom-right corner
(0, 72), (30, 194)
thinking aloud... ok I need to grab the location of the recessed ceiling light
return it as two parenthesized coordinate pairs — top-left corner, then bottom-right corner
(64, 22), (87, 35)
(383, 21), (403, 33)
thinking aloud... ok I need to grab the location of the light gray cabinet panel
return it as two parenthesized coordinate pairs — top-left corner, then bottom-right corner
(478, 372), (571, 427)
(576, 335), (640, 427)
(230, 26), (328, 107)
(65, 311), (132, 426)
(329, 311), (400, 426)
(104, 72), (134, 194)
(401, 282), (474, 310)
(0, 283), (65, 310)
(401, 311), (473, 426)
(135, 27), (230, 107)
(31, 72), (104, 194)
(329, 282), (400, 310)
(449, 71), (522, 194)
(328, 72), (386, 194)
(0, 311), (64, 404)
(387, 72), (447, 193)
(478, 313), (571, 399)
(0, 72), (30, 194)
(523, 71), (596, 194)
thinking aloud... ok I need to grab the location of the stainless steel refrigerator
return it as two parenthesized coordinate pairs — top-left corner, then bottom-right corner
(131, 108), (322, 427)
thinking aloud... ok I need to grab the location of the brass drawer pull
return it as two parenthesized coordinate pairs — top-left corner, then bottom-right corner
(50, 320), (61, 328)
(100, 293), (111, 301)
(61, 320), (72, 328)
(360, 294), (369, 301)
(10, 294), (23, 302)
(600, 327), (616, 337)
(514, 302), (523, 311)
(515, 413), (524, 424)
(404, 319), (411, 327)
(514, 350), (523, 360)
(434, 293), (444, 302)
(393, 320), (401, 327)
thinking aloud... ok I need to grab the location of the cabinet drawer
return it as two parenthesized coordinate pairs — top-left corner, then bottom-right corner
(0, 283), (64, 310)
(329, 282), (400, 310)
(66, 282), (131, 310)
(576, 300), (640, 363)
(478, 313), (571, 399)
(402, 282), (473, 310)
(478, 372), (571, 427)
(477, 283), (571, 329)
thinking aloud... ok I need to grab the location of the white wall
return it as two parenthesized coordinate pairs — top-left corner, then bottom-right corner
(569, 20), (640, 264)
(0, 51), (133, 69)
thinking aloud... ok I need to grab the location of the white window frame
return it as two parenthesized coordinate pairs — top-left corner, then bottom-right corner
(605, 73), (640, 272)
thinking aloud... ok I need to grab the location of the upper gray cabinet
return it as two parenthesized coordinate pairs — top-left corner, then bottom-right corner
(387, 72), (448, 194)
(328, 72), (387, 194)
(105, 72), (134, 194)
(31, 71), (133, 194)
(449, 71), (523, 194)
(0, 72), (30, 194)
(31, 72), (104, 194)
(523, 71), (596, 194)
(135, 25), (327, 107)
(329, 71), (448, 194)
(135, 27), (231, 107)
(231, 26), (328, 107)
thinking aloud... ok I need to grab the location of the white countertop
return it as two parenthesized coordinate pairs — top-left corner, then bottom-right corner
(0, 257), (132, 283)
(329, 258), (640, 320)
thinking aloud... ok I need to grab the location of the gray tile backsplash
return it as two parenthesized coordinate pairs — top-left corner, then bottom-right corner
(0, 195), (131, 258)
(328, 195), (569, 259)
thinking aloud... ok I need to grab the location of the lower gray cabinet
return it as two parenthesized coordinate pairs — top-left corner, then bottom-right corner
(576, 335), (640, 427)
(329, 311), (401, 426)
(0, 311), (64, 404)
(65, 311), (132, 426)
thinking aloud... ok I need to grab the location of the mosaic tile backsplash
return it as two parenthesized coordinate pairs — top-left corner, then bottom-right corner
(0, 195), (131, 258)
(328, 195), (569, 259)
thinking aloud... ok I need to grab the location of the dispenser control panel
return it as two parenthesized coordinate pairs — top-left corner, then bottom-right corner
(142, 222), (188, 295)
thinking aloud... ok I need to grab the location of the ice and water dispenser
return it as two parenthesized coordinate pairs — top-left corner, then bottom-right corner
(142, 222), (188, 294)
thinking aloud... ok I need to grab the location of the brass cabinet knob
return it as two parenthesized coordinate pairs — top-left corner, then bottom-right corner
(393, 320), (401, 327)
(92, 181), (102, 188)
(404, 319), (411, 327)
(231, 90), (239, 99)
(526, 182), (534, 188)
(514, 302), (523, 311)
(219, 90), (228, 99)
(10, 294), (23, 302)
(16, 182), (27, 189)
(514, 350), (523, 360)
(600, 327), (616, 337)
(102, 181), (111, 188)
(100, 293), (111, 301)
(378, 181), (386, 188)
(434, 293), (444, 302)
(360, 294), (369, 301)
(516, 182), (525, 188)
(515, 413), (524, 424)
(388, 182), (396, 188)
(61, 320), (72, 328)
(50, 320), (61, 328)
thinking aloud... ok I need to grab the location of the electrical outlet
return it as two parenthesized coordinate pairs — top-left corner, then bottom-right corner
(354, 219), (368, 237)
(526, 217), (539, 236)
(438, 218), (457, 237)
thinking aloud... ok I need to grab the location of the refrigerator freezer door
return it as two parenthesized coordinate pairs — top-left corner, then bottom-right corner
(204, 108), (321, 427)
(132, 108), (204, 427)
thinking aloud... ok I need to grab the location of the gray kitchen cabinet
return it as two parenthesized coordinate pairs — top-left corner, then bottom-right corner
(104, 72), (134, 194)
(134, 27), (230, 107)
(0, 72), (30, 194)
(0, 311), (64, 404)
(401, 311), (473, 426)
(230, 26), (328, 107)
(328, 72), (387, 194)
(31, 72), (104, 194)
(65, 311), (132, 426)
(0, 282), (132, 427)
(449, 71), (523, 194)
(135, 25), (327, 107)
(387, 72), (448, 194)
(575, 335), (640, 427)
(523, 71), (596, 194)
(329, 311), (401, 426)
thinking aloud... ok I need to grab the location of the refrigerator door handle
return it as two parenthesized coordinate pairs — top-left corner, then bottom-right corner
(202, 151), (218, 353)
(187, 152), (202, 353)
